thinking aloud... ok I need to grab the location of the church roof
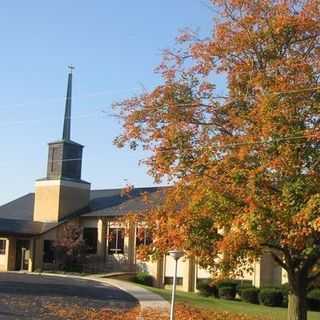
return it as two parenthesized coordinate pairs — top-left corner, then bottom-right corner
(83, 187), (165, 218)
(0, 193), (35, 221)
(0, 187), (166, 235)
(0, 218), (57, 236)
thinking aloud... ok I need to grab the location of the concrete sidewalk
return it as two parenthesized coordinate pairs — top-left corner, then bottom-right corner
(96, 277), (170, 311)
(13, 271), (170, 313)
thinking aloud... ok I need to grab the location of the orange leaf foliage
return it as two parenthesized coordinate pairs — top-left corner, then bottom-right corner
(114, 0), (320, 310)
(43, 303), (266, 320)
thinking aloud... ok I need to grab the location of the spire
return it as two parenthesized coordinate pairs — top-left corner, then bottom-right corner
(62, 65), (74, 141)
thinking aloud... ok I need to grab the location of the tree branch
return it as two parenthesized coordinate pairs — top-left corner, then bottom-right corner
(270, 251), (287, 270)
(308, 270), (320, 284)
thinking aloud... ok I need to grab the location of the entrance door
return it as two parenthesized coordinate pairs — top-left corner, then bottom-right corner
(15, 240), (30, 270)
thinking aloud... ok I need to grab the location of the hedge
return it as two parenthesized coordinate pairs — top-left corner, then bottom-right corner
(307, 289), (320, 311)
(240, 287), (260, 304)
(134, 272), (154, 286)
(280, 284), (289, 308)
(197, 279), (219, 297)
(259, 288), (283, 307)
(219, 286), (236, 300)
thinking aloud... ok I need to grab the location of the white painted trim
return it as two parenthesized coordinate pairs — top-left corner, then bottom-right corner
(35, 179), (91, 190)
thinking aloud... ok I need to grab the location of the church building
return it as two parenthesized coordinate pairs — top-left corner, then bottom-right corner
(0, 70), (285, 291)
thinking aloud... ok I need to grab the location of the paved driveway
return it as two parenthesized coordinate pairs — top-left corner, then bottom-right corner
(0, 273), (138, 320)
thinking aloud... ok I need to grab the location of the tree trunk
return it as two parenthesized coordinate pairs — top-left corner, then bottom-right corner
(288, 292), (307, 320)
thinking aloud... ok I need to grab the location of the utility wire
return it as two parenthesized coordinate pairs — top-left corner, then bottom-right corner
(0, 82), (319, 129)
(0, 81), (319, 113)
(0, 87), (141, 111)
(212, 133), (319, 149)
(0, 132), (318, 169)
(157, 132), (319, 153)
(0, 134), (317, 168)
(0, 111), (106, 128)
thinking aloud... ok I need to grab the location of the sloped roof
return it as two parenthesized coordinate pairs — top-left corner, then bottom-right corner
(84, 187), (165, 217)
(0, 187), (166, 235)
(0, 218), (57, 236)
(0, 193), (35, 221)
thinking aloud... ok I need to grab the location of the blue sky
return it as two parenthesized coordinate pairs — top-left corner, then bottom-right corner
(0, 1), (213, 204)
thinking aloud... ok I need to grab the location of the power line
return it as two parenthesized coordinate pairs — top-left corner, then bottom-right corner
(0, 111), (106, 128)
(158, 132), (319, 152)
(0, 83), (319, 129)
(0, 81), (319, 114)
(271, 86), (320, 95)
(0, 132), (318, 169)
(0, 87), (141, 111)
(212, 133), (319, 149)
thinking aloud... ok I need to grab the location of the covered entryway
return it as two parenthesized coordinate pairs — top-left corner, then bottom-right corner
(15, 239), (30, 271)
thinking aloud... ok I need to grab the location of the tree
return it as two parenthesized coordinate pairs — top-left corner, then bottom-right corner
(115, 1), (320, 319)
(54, 222), (86, 272)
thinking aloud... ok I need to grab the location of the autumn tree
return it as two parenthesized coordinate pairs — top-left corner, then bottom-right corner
(54, 222), (86, 272)
(115, 1), (320, 319)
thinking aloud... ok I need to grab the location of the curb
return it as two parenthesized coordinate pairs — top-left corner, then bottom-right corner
(10, 271), (170, 313)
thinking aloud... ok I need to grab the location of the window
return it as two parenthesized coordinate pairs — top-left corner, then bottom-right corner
(136, 228), (152, 247)
(0, 240), (6, 255)
(43, 240), (55, 263)
(108, 228), (124, 254)
(83, 228), (98, 254)
(165, 277), (183, 286)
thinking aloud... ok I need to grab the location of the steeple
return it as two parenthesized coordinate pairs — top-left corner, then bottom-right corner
(62, 66), (74, 141)
(33, 67), (91, 223)
(44, 66), (85, 181)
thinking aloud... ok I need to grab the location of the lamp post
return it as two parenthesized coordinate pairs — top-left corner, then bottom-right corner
(168, 250), (184, 320)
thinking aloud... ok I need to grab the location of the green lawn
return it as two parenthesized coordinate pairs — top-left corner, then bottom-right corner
(140, 285), (320, 320)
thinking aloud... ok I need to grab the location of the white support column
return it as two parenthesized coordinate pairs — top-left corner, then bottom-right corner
(127, 222), (136, 266)
(182, 257), (196, 292)
(28, 239), (35, 272)
(156, 255), (165, 288)
(97, 218), (106, 257)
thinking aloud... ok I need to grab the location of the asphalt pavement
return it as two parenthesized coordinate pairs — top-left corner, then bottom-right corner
(0, 272), (138, 320)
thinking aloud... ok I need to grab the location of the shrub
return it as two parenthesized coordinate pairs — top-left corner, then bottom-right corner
(197, 279), (219, 297)
(280, 284), (289, 307)
(219, 286), (236, 300)
(134, 272), (154, 286)
(307, 289), (320, 311)
(259, 288), (283, 307)
(240, 287), (260, 304)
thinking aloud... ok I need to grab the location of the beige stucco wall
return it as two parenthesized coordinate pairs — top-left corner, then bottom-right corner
(33, 179), (90, 222)
(33, 230), (57, 271)
(0, 237), (17, 272)
(7, 237), (16, 271)
(0, 238), (9, 271)
(33, 236), (44, 271)
(163, 256), (197, 292)
(253, 252), (282, 287)
(145, 240), (281, 292)
(33, 222), (78, 271)
(281, 269), (288, 284)
(81, 218), (99, 229)
(196, 265), (212, 279)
